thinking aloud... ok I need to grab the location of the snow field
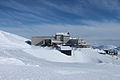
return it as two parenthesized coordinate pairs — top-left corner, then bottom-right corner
(0, 30), (119, 64)
(0, 30), (120, 80)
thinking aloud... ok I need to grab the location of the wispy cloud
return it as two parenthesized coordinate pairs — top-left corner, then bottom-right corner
(0, 20), (120, 40)
(1, 0), (120, 26)
(0, 0), (120, 46)
(43, 0), (120, 18)
(0, 0), (69, 25)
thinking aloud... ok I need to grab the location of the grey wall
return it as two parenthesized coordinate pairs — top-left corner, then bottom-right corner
(32, 36), (54, 45)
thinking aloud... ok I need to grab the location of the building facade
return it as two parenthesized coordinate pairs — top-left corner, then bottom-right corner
(31, 32), (90, 48)
(32, 36), (54, 46)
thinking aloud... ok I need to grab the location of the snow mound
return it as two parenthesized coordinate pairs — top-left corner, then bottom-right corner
(24, 46), (72, 62)
(72, 48), (118, 63)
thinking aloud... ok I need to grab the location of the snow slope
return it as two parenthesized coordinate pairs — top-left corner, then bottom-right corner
(0, 30), (120, 80)
(0, 30), (30, 48)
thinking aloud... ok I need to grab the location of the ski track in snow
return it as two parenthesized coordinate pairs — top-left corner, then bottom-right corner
(0, 30), (120, 80)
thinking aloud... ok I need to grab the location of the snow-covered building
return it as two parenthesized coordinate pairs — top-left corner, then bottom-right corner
(58, 46), (72, 56)
(32, 32), (90, 48)
(32, 32), (70, 46)
(55, 32), (70, 44)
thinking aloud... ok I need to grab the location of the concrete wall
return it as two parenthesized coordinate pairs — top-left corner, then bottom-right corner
(76, 44), (91, 48)
(55, 35), (70, 44)
(63, 36), (70, 44)
(67, 39), (77, 45)
(78, 39), (86, 44)
(32, 36), (54, 45)
(66, 39), (87, 46)
(55, 35), (62, 41)
(67, 39), (86, 45)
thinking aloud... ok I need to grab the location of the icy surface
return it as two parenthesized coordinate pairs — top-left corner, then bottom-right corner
(0, 30), (120, 80)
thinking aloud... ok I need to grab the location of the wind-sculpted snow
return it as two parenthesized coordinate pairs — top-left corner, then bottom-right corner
(0, 30), (120, 80)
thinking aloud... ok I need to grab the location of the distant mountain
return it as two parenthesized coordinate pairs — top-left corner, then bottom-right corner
(88, 39), (120, 47)
(116, 46), (120, 50)
(93, 45), (117, 50)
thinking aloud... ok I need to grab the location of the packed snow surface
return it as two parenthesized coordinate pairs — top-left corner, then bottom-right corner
(0, 30), (120, 80)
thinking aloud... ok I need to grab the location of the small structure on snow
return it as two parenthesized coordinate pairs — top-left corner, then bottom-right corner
(58, 46), (72, 56)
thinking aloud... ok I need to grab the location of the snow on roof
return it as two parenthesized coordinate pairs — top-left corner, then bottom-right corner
(70, 37), (77, 39)
(52, 40), (62, 43)
(60, 46), (72, 50)
(56, 33), (70, 36)
(70, 37), (85, 40)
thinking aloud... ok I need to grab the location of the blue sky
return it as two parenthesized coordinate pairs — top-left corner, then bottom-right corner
(0, 0), (120, 45)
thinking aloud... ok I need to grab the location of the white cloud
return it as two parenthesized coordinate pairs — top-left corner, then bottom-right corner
(0, 0), (120, 46)
(0, 20), (120, 40)
(42, 0), (120, 17)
